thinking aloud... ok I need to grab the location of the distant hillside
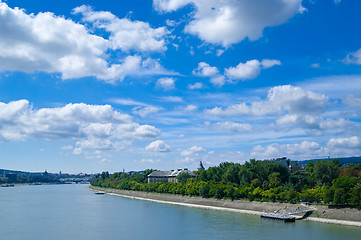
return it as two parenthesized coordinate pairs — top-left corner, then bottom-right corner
(0, 169), (93, 184)
(298, 156), (361, 166)
(0, 169), (33, 176)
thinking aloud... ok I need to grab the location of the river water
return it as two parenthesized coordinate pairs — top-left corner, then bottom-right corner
(0, 184), (360, 240)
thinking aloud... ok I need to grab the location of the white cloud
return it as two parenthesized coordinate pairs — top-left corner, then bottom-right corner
(251, 141), (327, 160)
(109, 97), (163, 118)
(159, 96), (183, 102)
(166, 19), (178, 27)
(193, 62), (219, 77)
(156, 77), (176, 90)
(204, 85), (344, 132)
(146, 140), (171, 152)
(210, 75), (226, 87)
(0, 100), (160, 158)
(206, 85), (328, 116)
(205, 103), (249, 115)
(327, 136), (361, 157)
(132, 106), (162, 117)
(300, 75), (361, 98)
(100, 158), (114, 164)
(154, 0), (303, 46)
(276, 114), (349, 130)
(216, 49), (224, 56)
(61, 145), (73, 150)
(99, 56), (171, 84)
(0, 2), (171, 83)
(311, 63), (320, 68)
(180, 145), (206, 156)
(154, 0), (193, 12)
(188, 82), (204, 89)
(211, 121), (252, 132)
(188, 62), (226, 86)
(343, 94), (361, 107)
(73, 5), (168, 53)
(192, 59), (280, 86)
(178, 145), (207, 164)
(327, 136), (361, 149)
(184, 104), (197, 111)
(136, 158), (161, 164)
(251, 137), (361, 161)
(225, 60), (260, 80)
(108, 98), (148, 106)
(344, 48), (361, 65)
(225, 59), (281, 81)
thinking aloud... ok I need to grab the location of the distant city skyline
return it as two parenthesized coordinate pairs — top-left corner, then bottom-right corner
(0, 0), (360, 173)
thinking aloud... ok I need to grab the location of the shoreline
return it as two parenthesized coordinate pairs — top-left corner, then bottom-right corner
(89, 186), (361, 227)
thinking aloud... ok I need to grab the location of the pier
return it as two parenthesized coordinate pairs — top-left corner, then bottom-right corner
(261, 213), (296, 222)
(261, 207), (314, 222)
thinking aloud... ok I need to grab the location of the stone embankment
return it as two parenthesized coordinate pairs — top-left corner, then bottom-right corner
(89, 186), (361, 227)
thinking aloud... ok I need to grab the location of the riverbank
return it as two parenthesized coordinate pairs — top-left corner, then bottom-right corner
(89, 186), (361, 227)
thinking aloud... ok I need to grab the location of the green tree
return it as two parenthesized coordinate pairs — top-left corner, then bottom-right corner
(307, 160), (339, 186)
(199, 182), (210, 198)
(177, 172), (192, 184)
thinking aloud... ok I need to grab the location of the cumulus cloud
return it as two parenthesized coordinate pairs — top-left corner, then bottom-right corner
(251, 141), (327, 160)
(344, 48), (361, 65)
(206, 85), (328, 116)
(146, 140), (171, 152)
(327, 136), (361, 149)
(193, 59), (280, 86)
(327, 136), (361, 156)
(132, 106), (162, 117)
(210, 75), (226, 86)
(192, 62), (223, 86)
(192, 62), (225, 86)
(225, 59), (281, 81)
(251, 136), (361, 160)
(276, 115), (349, 130)
(193, 62), (219, 77)
(73, 5), (168, 53)
(156, 77), (176, 90)
(204, 85), (348, 132)
(0, 2), (171, 83)
(343, 94), (361, 107)
(0, 100), (160, 158)
(188, 82), (204, 89)
(180, 145), (206, 156)
(184, 104), (197, 111)
(154, 0), (303, 46)
(210, 121), (252, 132)
(109, 97), (162, 118)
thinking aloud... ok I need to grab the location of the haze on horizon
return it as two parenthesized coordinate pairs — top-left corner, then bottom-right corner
(0, 0), (360, 173)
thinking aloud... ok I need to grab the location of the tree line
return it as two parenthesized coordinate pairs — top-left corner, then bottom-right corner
(91, 159), (361, 207)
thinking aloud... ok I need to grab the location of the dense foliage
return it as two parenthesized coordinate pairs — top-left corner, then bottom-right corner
(91, 160), (361, 207)
(0, 172), (60, 184)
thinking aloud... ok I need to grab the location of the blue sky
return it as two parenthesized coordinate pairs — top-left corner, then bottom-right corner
(0, 0), (361, 173)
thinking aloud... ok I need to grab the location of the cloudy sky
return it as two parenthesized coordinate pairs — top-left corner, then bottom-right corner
(0, 0), (360, 173)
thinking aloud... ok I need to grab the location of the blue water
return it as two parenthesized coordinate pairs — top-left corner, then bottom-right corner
(0, 184), (360, 240)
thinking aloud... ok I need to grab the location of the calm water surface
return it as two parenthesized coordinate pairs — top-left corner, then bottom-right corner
(0, 184), (360, 240)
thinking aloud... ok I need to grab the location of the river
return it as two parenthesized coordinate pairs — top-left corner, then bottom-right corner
(0, 184), (360, 240)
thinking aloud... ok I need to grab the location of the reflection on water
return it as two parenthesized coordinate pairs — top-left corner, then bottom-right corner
(0, 184), (360, 240)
